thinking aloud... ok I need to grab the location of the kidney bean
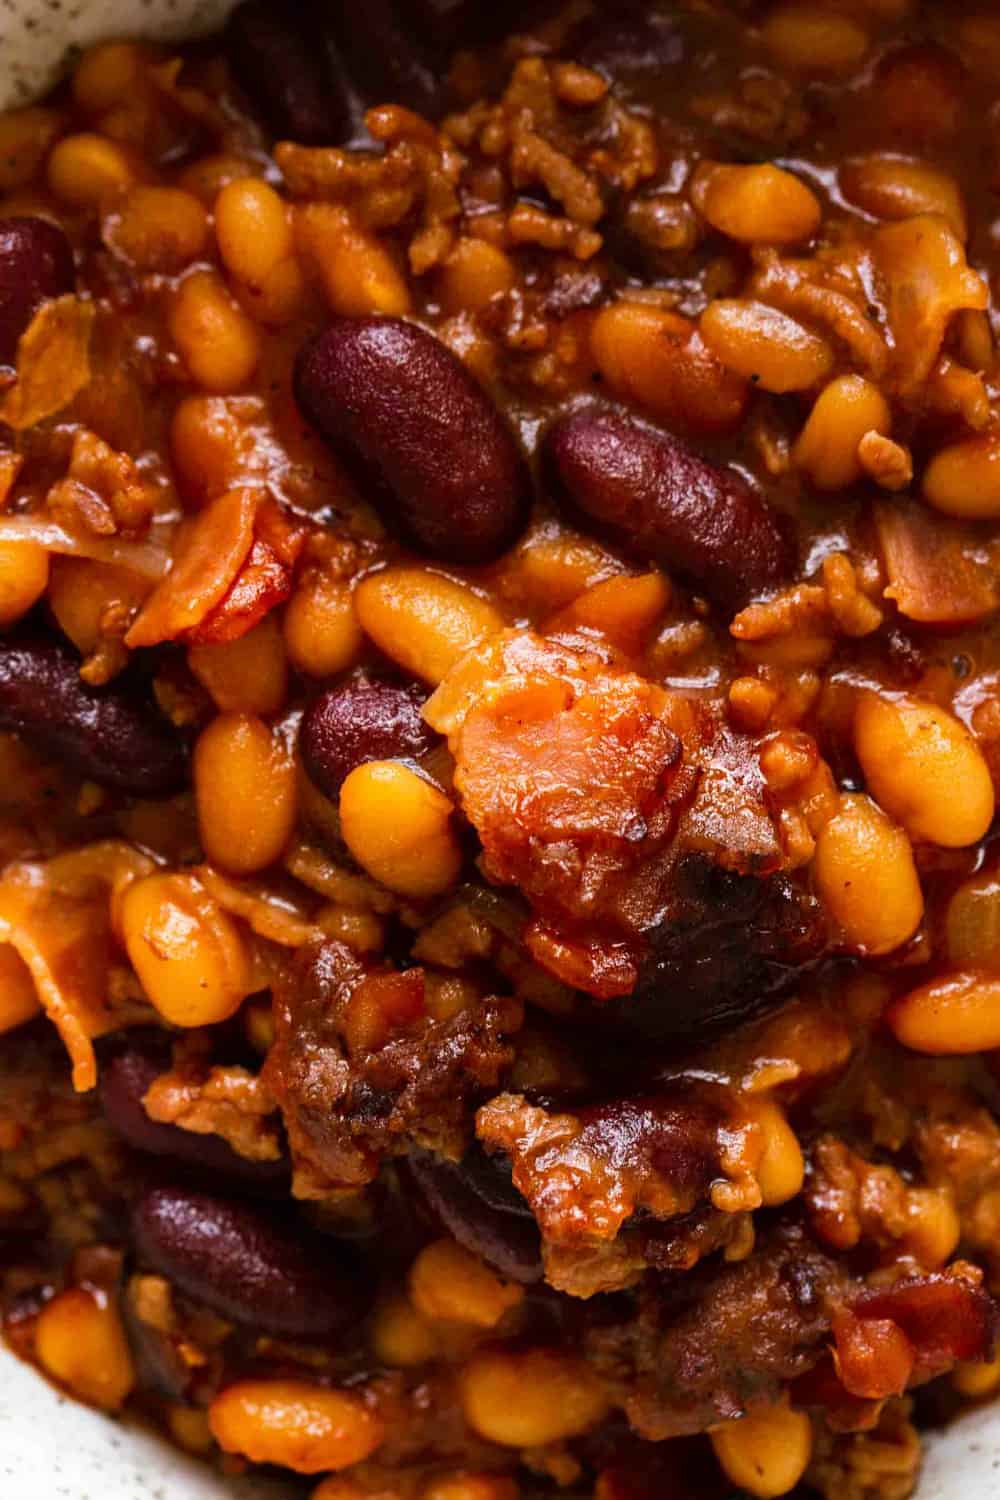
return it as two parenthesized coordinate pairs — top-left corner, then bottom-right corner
(542, 405), (793, 610)
(131, 1185), (368, 1339)
(294, 317), (532, 565)
(225, 1), (355, 144)
(99, 1035), (287, 1188)
(619, 858), (826, 1044)
(569, 3), (685, 75)
(299, 676), (436, 800)
(409, 1149), (543, 1284)
(401, 0), (477, 46)
(0, 216), (75, 368)
(402, 0), (551, 49)
(321, 0), (446, 120)
(0, 638), (185, 795)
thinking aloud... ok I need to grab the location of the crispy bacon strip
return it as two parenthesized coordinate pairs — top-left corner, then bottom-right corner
(0, 842), (155, 1091)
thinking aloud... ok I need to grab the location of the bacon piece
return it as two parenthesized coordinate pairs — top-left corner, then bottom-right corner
(832, 1310), (914, 1399)
(266, 939), (522, 1193)
(426, 630), (692, 997)
(850, 1265), (998, 1380)
(0, 296), (94, 430)
(127, 490), (308, 648)
(0, 841), (154, 1091)
(187, 497), (309, 644)
(876, 500), (999, 626)
(126, 487), (259, 648)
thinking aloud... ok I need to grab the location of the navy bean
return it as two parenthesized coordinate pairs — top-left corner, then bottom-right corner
(294, 317), (532, 565)
(99, 1035), (287, 1188)
(0, 638), (185, 795)
(0, 217), (75, 368)
(299, 676), (436, 799)
(542, 405), (794, 610)
(131, 1185), (367, 1339)
(409, 1150), (542, 1284)
(225, 1), (354, 144)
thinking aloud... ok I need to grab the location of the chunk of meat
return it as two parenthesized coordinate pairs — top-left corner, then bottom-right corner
(478, 1083), (728, 1239)
(427, 631), (686, 980)
(876, 500), (999, 626)
(142, 1060), (282, 1164)
(476, 1078), (763, 1294)
(618, 1228), (844, 1439)
(428, 629), (823, 1025)
(266, 940), (523, 1192)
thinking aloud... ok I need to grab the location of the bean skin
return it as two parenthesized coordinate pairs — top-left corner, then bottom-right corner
(299, 676), (436, 800)
(569, 2), (685, 75)
(614, 857), (827, 1044)
(131, 1184), (368, 1339)
(225, 1), (355, 145)
(395, 0), (547, 51)
(99, 1035), (287, 1188)
(0, 216), (75, 367)
(294, 317), (532, 565)
(542, 405), (794, 610)
(409, 1150), (543, 1284)
(0, 638), (186, 795)
(320, 0), (446, 120)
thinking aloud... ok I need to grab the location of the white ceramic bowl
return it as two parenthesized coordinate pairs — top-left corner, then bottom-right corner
(2, 5), (1000, 1496)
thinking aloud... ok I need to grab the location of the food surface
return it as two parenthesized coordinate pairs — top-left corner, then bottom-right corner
(4, 3), (1000, 1497)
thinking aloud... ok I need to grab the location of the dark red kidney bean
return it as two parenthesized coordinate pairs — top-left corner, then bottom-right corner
(320, 0), (445, 119)
(0, 638), (186, 795)
(0, 217), (75, 368)
(617, 857), (826, 1045)
(131, 1185), (368, 1339)
(299, 677), (436, 799)
(409, 1151), (543, 1284)
(99, 1035), (287, 1188)
(568, 3), (685, 76)
(542, 406), (794, 610)
(400, 0), (470, 46)
(401, 0), (552, 49)
(225, 1), (355, 144)
(294, 317), (532, 565)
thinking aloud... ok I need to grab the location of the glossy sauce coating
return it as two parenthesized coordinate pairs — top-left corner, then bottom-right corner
(294, 317), (532, 565)
(543, 405), (795, 609)
(4, 6), (1000, 1500)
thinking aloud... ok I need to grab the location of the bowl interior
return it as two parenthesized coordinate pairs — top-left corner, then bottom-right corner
(0, 4), (999, 1498)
